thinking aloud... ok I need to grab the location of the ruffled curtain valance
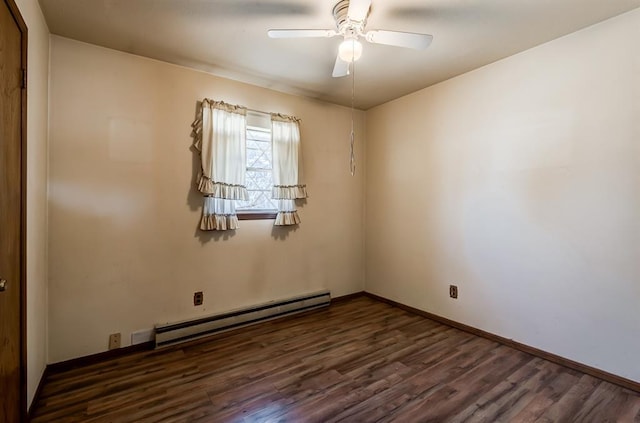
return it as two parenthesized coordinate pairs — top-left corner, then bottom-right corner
(200, 197), (239, 231)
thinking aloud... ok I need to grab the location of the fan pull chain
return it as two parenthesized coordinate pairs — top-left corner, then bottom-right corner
(349, 40), (356, 176)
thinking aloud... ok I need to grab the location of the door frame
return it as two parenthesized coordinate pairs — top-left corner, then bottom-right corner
(3, 0), (27, 418)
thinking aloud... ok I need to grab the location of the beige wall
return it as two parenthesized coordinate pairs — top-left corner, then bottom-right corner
(43, 1), (639, 386)
(15, 0), (50, 408)
(366, 9), (640, 382)
(48, 36), (365, 362)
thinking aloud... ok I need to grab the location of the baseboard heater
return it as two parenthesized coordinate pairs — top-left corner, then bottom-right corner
(154, 290), (331, 348)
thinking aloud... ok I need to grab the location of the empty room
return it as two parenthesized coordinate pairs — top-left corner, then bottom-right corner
(2, 0), (640, 421)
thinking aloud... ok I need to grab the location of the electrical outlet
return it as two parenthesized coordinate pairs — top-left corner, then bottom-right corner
(449, 285), (458, 299)
(108, 333), (121, 350)
(194, 291), (203, 306)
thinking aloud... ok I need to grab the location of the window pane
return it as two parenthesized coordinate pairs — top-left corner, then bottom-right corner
(237, 125), (276, 212)
(236, 190), (277, 210)
(247, 141), (272, 170)
(246, 169), (272, 191)
(247, 128), (270, 142)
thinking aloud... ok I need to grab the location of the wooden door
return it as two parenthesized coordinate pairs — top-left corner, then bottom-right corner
(0, 0), (27, 420)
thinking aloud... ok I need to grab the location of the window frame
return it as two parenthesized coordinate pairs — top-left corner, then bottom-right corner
(237, 210), (277, 220)
(236, 123), (278, 220)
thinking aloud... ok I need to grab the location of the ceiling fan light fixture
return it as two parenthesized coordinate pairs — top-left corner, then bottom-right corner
(338, 38), (363, 62)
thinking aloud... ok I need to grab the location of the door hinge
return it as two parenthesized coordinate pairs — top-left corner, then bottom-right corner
(21, 69), (27, 89)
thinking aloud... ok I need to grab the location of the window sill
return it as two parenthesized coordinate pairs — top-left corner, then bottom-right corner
(237, 211), (277, 220)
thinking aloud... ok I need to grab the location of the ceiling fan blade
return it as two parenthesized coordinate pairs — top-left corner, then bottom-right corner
(268, 29), (337, 38)
(347, 0), (371, 22)
(365, 30), (433, 50)
(332, 55), (350, 78)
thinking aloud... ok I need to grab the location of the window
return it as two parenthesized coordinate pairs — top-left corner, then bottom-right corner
(194, 101), (306, 230)
(236, 120), (278, 219)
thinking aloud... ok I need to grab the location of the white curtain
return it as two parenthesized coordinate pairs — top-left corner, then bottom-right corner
(271, 114), (307, 226)
(200, 198), (238, 231)
(193, 100), (248, 230)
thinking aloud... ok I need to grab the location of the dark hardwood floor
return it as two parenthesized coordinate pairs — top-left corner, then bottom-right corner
(31, 296), (640, 422)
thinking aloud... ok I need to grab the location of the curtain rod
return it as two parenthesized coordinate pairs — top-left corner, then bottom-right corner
(247, 107), (301, 122)
(246, 107), (269, 115)
(203, 99), (300, 122)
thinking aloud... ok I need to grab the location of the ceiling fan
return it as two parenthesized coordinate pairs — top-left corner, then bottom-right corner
(268, 0), (433, 77)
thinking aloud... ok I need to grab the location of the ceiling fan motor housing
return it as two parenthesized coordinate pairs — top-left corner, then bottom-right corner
(333, 0), (369, 35)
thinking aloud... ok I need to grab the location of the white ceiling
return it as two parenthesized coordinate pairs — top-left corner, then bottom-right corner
(39, 0), (640, 109)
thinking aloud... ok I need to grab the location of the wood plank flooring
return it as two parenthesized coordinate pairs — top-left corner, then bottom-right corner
(31, 296), (640, 422)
